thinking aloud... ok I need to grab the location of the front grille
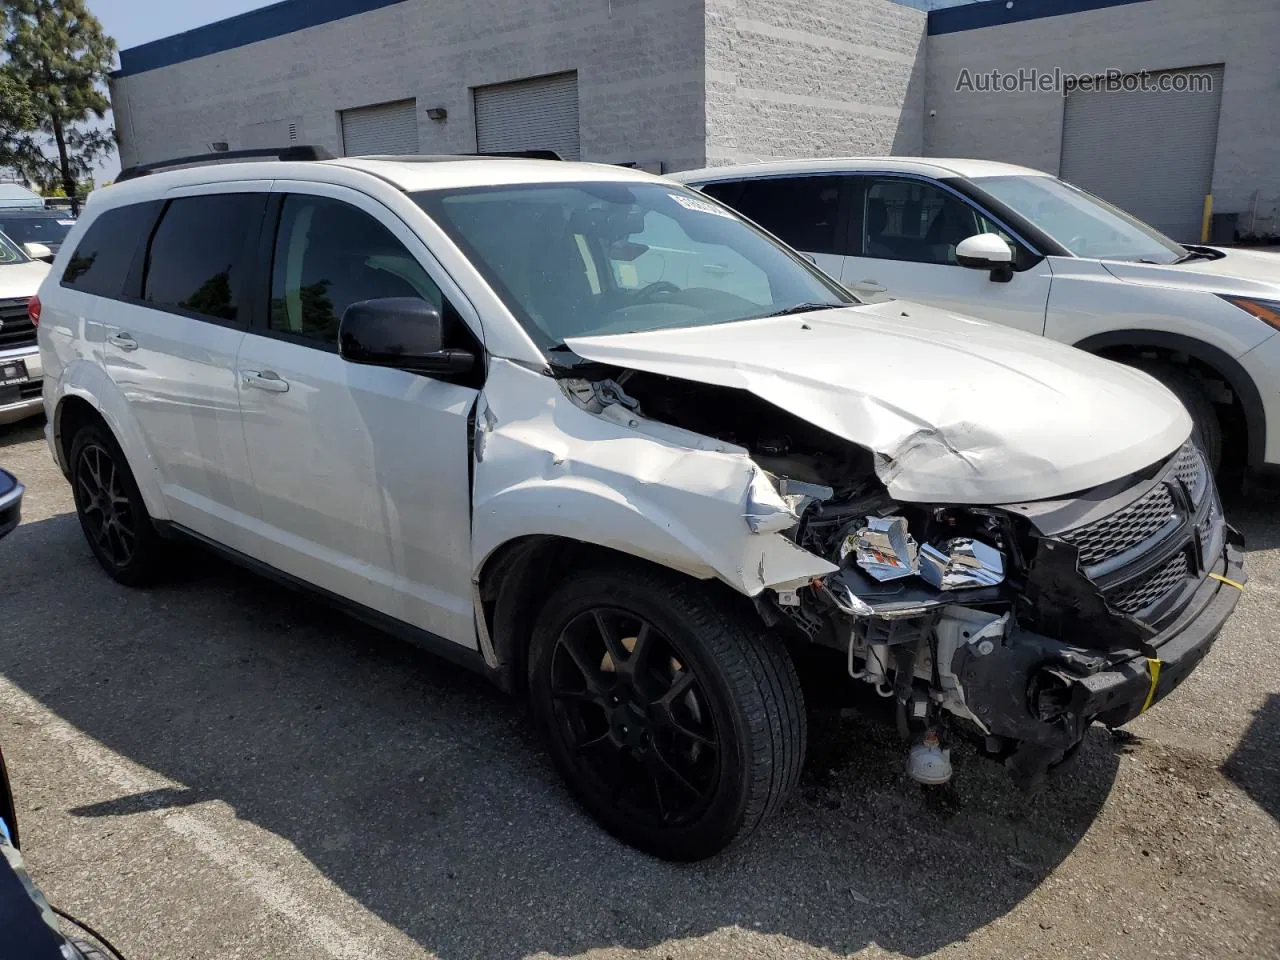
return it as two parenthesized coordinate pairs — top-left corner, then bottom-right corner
(1110, 551), (1190, 614)
(1061, 484), (1177, 566)
(1173, 443), (1208, 502)
(0, 298), (35, 350)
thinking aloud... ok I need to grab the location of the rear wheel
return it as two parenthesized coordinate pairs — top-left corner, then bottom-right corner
(69, 421), (165, 586)
(1134, 362), (1223, 470)
(528, 564), (806, 860)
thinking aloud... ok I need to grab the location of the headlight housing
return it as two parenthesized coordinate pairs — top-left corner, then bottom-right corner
(1218, 295), (1280, 331)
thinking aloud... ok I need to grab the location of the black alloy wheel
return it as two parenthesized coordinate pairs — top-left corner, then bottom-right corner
(75, 441), (137, 570)
(549, 607), (720, 828)
(69, 421), (164, 586)
(529, 565), (807, 861)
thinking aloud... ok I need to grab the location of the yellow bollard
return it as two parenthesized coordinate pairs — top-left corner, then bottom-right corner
(1201, 194), (1213, 243)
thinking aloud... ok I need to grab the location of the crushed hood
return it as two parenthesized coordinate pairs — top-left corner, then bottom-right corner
(565, 300), (1190, 504)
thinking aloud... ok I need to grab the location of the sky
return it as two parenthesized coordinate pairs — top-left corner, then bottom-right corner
(88, 0), (268, 180)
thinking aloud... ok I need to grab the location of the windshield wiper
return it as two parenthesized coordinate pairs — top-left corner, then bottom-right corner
(1173, 250), (1212, 264)
(762, 301), (848, 319)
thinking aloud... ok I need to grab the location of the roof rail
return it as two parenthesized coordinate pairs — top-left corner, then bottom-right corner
(116, 145), (335, 183)
(467, 150), (563, 161)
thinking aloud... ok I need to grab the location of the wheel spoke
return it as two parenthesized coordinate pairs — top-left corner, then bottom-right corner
(592, 610), (628, 666)
(560, 637), (606, 696)
(550, 685), (604, 707)
(645, 743), (705, 801)
(84, 448), (103, 491)
(628, 623), (655, 678)
(573, 730), (613, 758)
(668, 716), (716, 750)
(659, 669), (695, 707)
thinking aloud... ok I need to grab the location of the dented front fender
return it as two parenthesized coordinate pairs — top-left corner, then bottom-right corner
(471, 359), (837, 595)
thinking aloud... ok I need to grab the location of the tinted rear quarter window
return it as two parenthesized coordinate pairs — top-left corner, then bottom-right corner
(143, 194), (265, 322)
(61, 202), (161, 298)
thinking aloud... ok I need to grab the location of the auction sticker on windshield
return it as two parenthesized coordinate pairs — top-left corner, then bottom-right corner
(668, 193), (736, 218)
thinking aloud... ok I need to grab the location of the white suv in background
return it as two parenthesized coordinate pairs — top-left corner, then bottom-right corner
(675, 159), (1280, 474)
(36, 150), (1243, 859)
(0, 230), (49, 425)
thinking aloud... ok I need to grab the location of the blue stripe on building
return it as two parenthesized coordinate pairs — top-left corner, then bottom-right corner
(927, 0), (1153, 36)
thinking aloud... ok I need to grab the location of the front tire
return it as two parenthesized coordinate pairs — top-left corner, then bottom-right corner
(528, 563), (806, 860)
(69, 421), (165, 586)
(1135, 362), (1223, 470)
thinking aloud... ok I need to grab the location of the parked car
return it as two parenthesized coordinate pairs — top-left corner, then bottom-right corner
(674, 158), (1280, 473)
(0, 208), (77, 260)
(38, 150), (1243, 859)
(0, 229), (48, 425)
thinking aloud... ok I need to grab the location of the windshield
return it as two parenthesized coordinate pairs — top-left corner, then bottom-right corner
(0, 214), (73, 246)
(0, 230), (29, 265)
(412, 181), (851, 350)
(971, 175), (1186, 263)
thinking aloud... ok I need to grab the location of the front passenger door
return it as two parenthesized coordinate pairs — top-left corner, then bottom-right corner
(842, 176), (1053, 335)
(235, 185), (482, 648)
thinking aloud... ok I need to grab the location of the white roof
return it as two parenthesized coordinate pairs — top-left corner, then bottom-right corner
(671, 157), (1052, 183)
(94, 155), (663, 208)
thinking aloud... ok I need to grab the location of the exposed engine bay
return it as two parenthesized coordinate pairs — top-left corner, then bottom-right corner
(560, 365), (1241, 791)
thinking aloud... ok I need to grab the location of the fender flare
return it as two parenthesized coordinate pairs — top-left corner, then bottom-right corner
(1074, 330), (1266, 468)
(51, 361), (170, 519)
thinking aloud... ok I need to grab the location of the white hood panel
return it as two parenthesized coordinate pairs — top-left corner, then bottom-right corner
(1102, 247), (1280, 297)
(0, 259), (49, 300)
(566, 302), (1191, 504)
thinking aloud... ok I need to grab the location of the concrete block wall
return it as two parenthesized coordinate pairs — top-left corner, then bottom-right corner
(924, 0), (1280, 218)
(111, 0), (707, 174)
(703, 0), (927, 166)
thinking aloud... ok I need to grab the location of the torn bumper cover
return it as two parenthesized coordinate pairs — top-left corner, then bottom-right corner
(954, 531), (1245, 788)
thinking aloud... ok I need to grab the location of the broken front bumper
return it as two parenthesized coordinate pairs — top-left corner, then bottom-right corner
(955, 530), (1245, 788)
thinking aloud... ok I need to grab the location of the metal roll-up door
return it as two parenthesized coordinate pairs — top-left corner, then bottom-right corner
(474, 72), (580, 160)
(341, 99), (419, 156)
(1059, 65), (1224, 242)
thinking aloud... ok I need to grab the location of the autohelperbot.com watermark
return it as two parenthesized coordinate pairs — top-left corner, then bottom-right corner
(955, 67), (1216, 96)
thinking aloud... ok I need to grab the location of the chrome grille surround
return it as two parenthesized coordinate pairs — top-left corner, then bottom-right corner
(0, 297), (36, 351)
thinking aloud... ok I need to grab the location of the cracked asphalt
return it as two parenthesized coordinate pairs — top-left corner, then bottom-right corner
(1, 417), (1277, 960)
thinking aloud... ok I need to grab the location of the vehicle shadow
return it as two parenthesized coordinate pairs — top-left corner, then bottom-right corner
(0, 513), (1120, 959)
(0, 417), (45, 450)
(1222, 693), (1280, 823)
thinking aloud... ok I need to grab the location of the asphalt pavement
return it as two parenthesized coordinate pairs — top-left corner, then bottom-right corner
(1, 418), (1277, 960)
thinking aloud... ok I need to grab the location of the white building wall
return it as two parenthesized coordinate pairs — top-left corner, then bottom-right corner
(704, 0), (927, 165)
(924, 0), (1280, 219)
(110, 0), (707, 174)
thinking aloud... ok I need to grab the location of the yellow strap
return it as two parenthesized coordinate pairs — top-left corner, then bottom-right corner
(1208, 573), (1245, 591)
(1140, 658), (1163, 714)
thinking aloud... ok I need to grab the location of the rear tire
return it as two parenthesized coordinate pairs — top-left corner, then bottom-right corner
(1134, 362), (1222, 470)
(69, 421), (166, 586)
(528, 563), (806, 860)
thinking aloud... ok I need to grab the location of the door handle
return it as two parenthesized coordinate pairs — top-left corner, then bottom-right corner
(240, 370), (290, 393)
(852, 280), (887, 294)
(107, 332), (138, 351)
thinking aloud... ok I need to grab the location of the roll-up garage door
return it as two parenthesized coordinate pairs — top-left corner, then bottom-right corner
(474, 72), (580, 160)
(1059, 65), (1224, 242)
(340, 99), (419, 156)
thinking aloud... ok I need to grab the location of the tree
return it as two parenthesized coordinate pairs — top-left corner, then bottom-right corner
(2, 0), (116, 214)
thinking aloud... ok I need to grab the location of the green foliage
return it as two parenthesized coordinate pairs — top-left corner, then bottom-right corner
(1, 0), (117, 210)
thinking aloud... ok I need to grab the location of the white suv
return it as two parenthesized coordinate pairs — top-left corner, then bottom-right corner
(0, 229), (49, 425)
(38, 150), (1243, 859)
(675, 158), (1280, 474)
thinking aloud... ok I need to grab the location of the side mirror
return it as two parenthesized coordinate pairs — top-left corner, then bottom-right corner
(22, 242), (53, 262)
(339, 298), (475, 376)
(955, 233), (1015, 282)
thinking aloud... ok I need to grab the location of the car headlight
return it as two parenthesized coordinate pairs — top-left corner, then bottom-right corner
(1219, 295), (1280, 331)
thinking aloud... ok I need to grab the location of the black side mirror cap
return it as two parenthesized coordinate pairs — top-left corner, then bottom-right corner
(339, 298), (476, 375)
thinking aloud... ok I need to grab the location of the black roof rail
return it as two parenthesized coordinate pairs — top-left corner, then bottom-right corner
(466, 150), (563, 161)
(116, 145), (335, 183)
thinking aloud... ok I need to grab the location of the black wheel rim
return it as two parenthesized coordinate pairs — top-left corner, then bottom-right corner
(550, 608), (720, 827)
(76, 443), (136, 569)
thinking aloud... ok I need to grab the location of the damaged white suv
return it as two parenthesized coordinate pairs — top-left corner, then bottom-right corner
(38, 151), (1244, 860)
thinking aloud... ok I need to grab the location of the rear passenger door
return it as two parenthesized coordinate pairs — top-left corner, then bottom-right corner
(234, 183), (482, 647)
(700, 176), (851, 280)
(98, 184), (268, 549)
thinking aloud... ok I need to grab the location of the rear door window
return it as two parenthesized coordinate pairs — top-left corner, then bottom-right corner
(728, 176), (846, 256)
(61, 202), (162, 298)
(142, 194), (265, 323)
